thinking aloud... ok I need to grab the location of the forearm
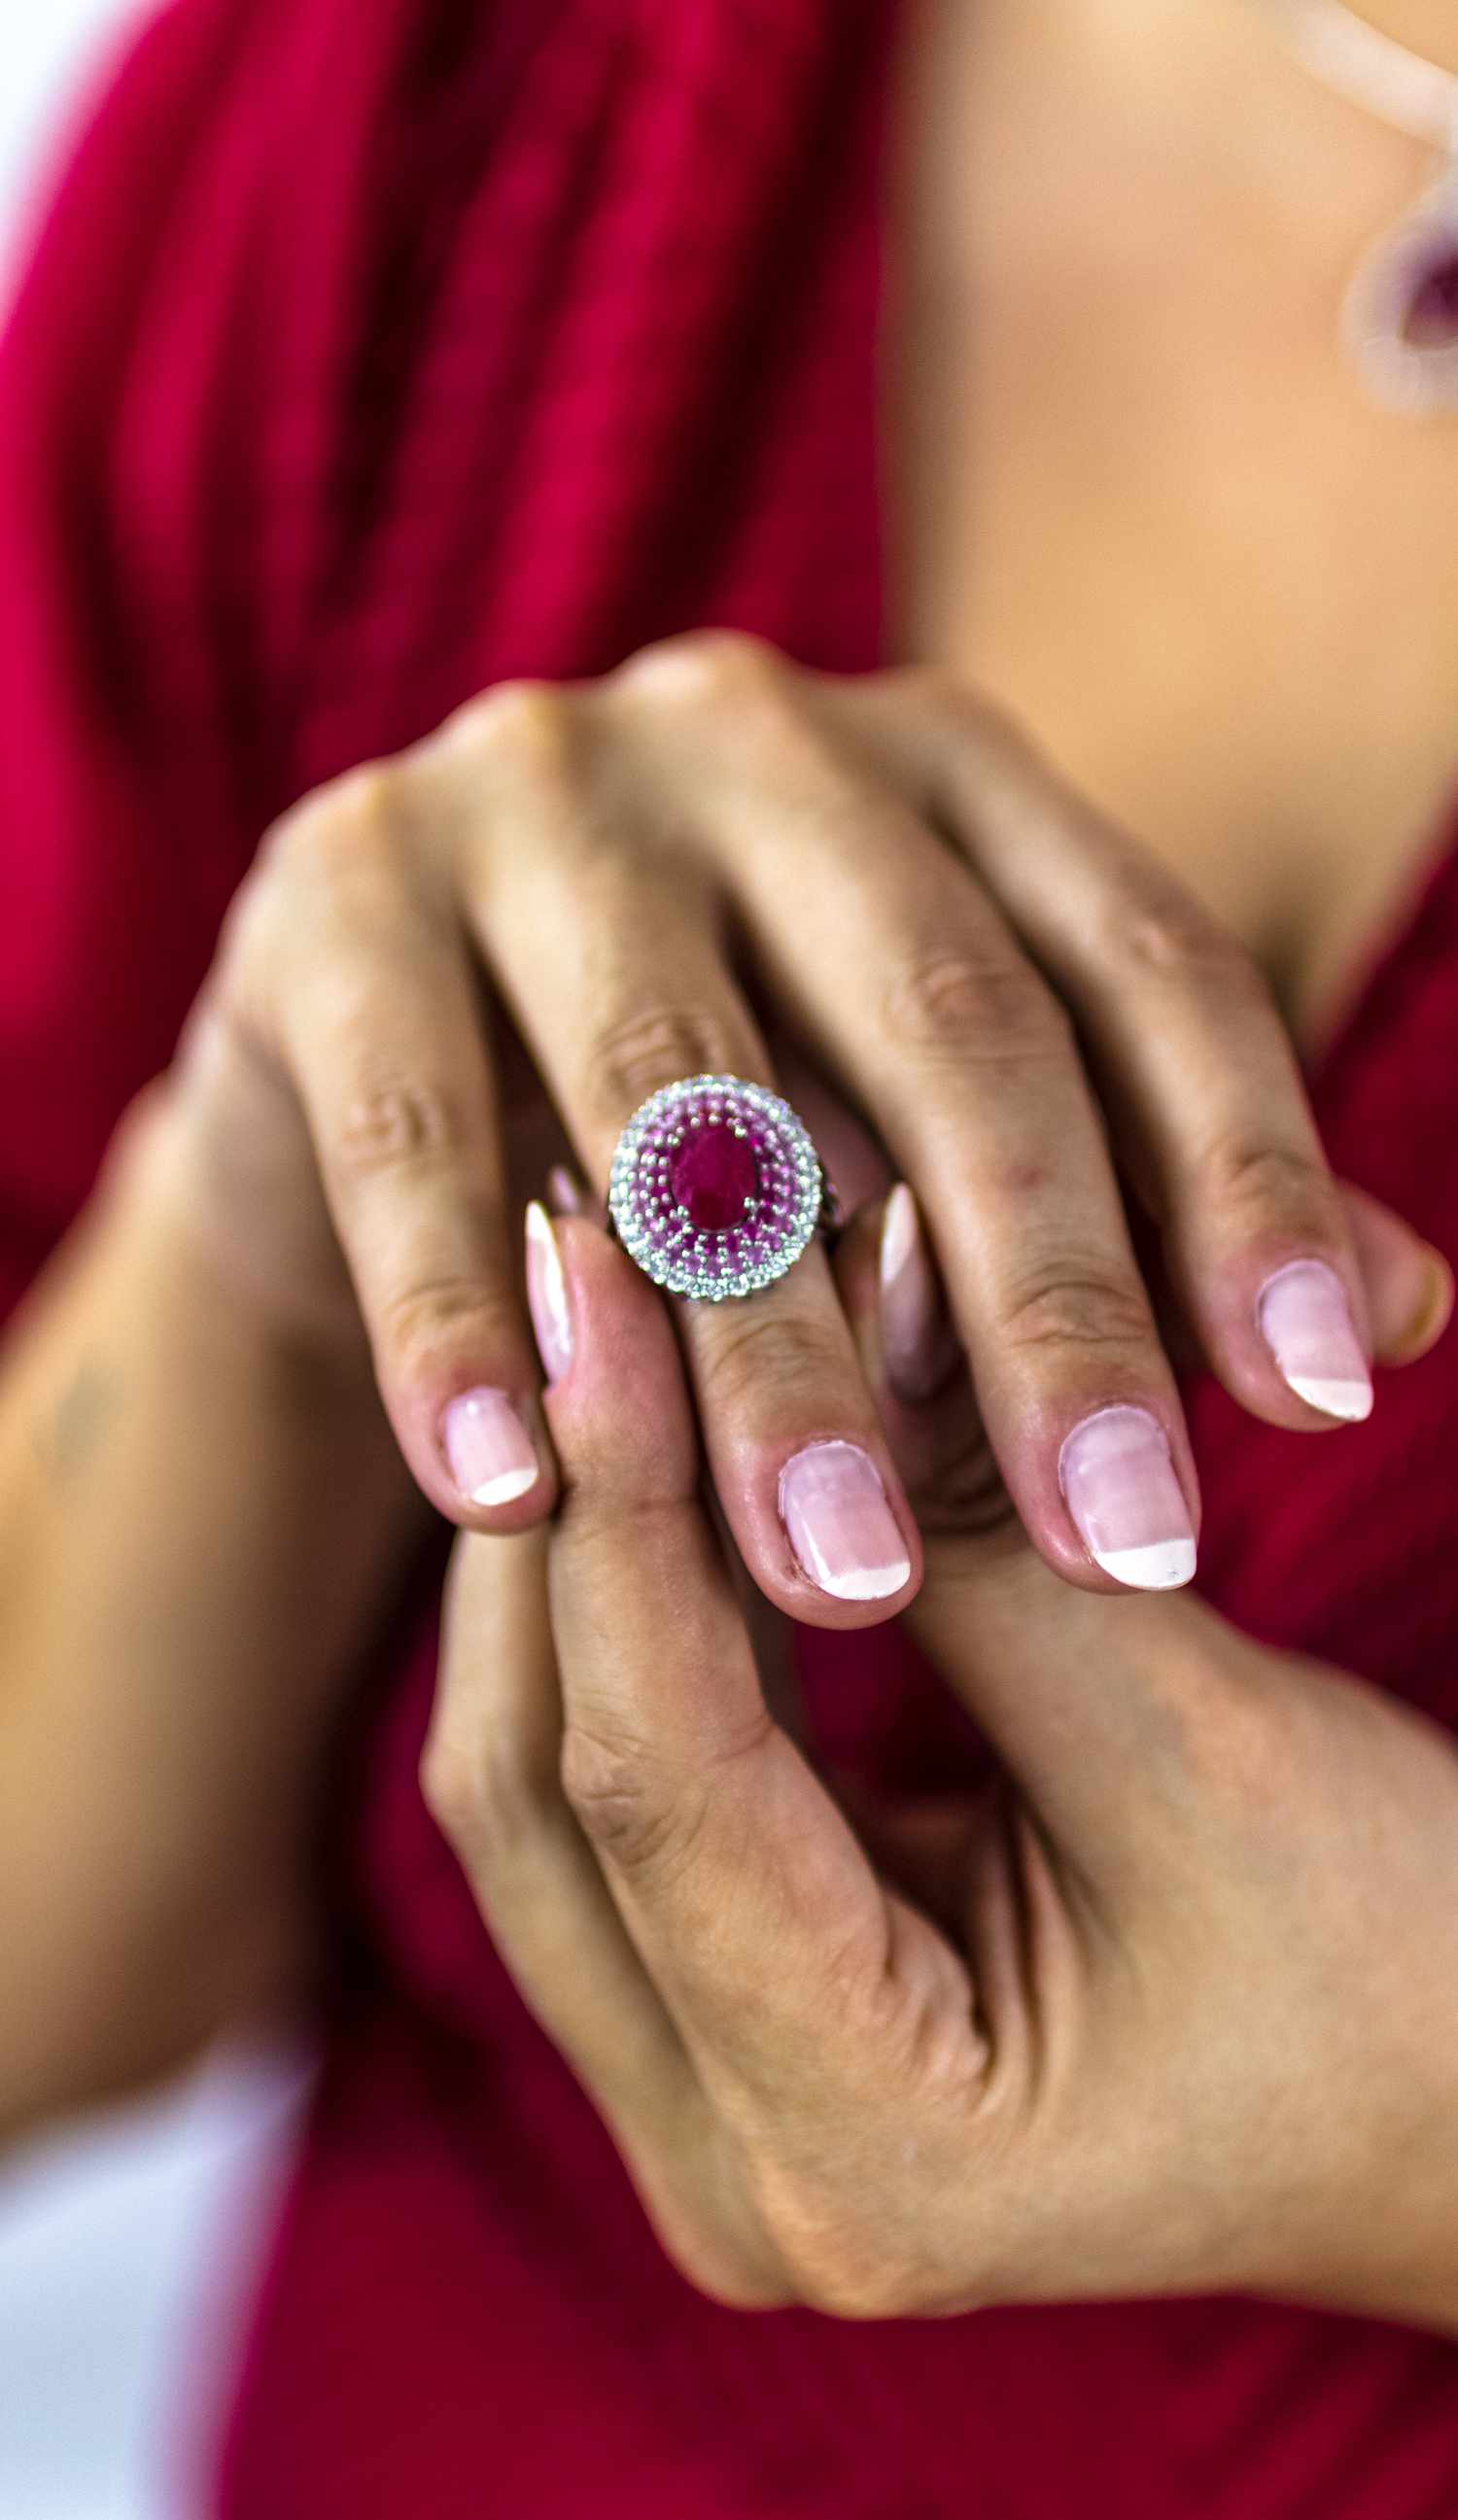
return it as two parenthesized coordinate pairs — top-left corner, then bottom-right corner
(0, 1091), (431, 2139)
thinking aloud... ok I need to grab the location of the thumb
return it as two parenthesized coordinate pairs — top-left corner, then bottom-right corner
(831, 1184), (1255, 1880)
(1338, 1182), (1453, 1366)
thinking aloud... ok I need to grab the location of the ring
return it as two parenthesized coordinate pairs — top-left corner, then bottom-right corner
(608, 1073), (838, 1301)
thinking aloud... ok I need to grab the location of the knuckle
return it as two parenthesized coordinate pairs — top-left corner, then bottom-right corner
(417, 1727), (474, 1843)
(265, 764), (402, 886)
(881, 948), (1070, 1069)
(1114, 896), (1267, 1001)
(695, 1303), (851, 1419)
(454, 677), (578, 779)
(747, 2169), (939, 2320)
(583, 1004), (750, 1122)
(414, 683), (586, 876)
(330, 1074), (474, 1184)
(250, 767), (443, 965)
(649, 2185), (799, 2313)
(204, 863), (284, 1005)
(235, 775), (401, 973)
(999, 1260), (1155, 1359)
(1197, 1136), (1332, 1229)
(418, 1727), (554, 1867)
(559, 1721), (706, 1883)
(613, 628), (783, 706)
(377, 1271), (519, 1375)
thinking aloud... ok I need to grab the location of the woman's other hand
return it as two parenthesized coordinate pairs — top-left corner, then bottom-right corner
(426, 1202), (1458, 2330)
(156, 638), (1451, 1614)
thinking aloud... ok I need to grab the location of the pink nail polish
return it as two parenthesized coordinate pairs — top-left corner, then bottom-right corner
(779, 1440), (912, 1603)
(1059, 1404), (1197, 1591)
(1258, 1260), (1372, 1421)
(442, 1388), (540, 1506)
(879, 1184), (955, 1400)
(525, 1200), (574, 1383)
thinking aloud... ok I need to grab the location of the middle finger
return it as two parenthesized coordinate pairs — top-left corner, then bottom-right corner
(682, 709), (1203, 1595)
(429, 686), (921, 1625)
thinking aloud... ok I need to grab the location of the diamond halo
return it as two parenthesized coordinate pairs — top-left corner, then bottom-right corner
(608, 1074), (830, 1302)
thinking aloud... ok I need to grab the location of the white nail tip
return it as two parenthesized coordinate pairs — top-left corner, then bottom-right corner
(818, 1556), (913, 1603)
(469, 1465), (539, 1506)
(1094, 1539), (1198, 1592)
(1283, 1373), (1373, 1423)
(879, 1183), (919, 1287)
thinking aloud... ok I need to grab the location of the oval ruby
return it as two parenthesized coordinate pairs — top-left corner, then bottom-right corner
(671, 1123), (758, 1231)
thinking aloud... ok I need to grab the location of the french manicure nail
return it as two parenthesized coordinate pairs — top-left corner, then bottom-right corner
(780, 1439), (912, 1603)
(1257, 1259), (1372, 1422)
(525, 1199), (574, 1383)
(547, 1161), (589, 1219)
(442, 1387), (540, 1506)
(880, 1184), (955, 1400)
(1059, 1404), (1197, 1591)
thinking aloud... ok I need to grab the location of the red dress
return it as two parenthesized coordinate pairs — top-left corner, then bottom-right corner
(3, 4), (1458, 2512)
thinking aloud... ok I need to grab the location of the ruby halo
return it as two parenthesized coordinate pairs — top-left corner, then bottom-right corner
(608, 1074), (829, 1301)
(1345, 177), (1458, 413)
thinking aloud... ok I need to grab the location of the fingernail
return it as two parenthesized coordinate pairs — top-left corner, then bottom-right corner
(525, 1199), (573, 1383)
(1059, 1404), (1197, 1591)
(1402, 1249), (1454, 1355)
(779, 1440), (912, 1603)
(442, 1387), (541, 1506)
(547, 1161), (589, 1219)
(1257, 1260), (1372, 1422)
(880, 1184), (955, 1400)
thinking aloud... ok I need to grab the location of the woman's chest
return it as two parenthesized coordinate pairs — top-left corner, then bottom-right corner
(890, 0), (1458, 1048)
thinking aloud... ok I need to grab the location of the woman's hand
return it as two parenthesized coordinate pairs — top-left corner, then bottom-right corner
(425, 1200), (1458, 2330)
(157, 636), (1449, 1615)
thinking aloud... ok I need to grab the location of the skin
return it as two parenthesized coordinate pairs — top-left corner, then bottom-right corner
(165, 649), (1441, 1622)
(898, 0), (1458, 1044)
(0, 0), (1456, 2305)
(0, 1094), (425, 2139)
(426, 1201), (1458, 2330)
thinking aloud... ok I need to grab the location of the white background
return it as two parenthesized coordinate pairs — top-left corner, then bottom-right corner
(0, 3), (143, 291)
(0, 12), (308, 2517)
